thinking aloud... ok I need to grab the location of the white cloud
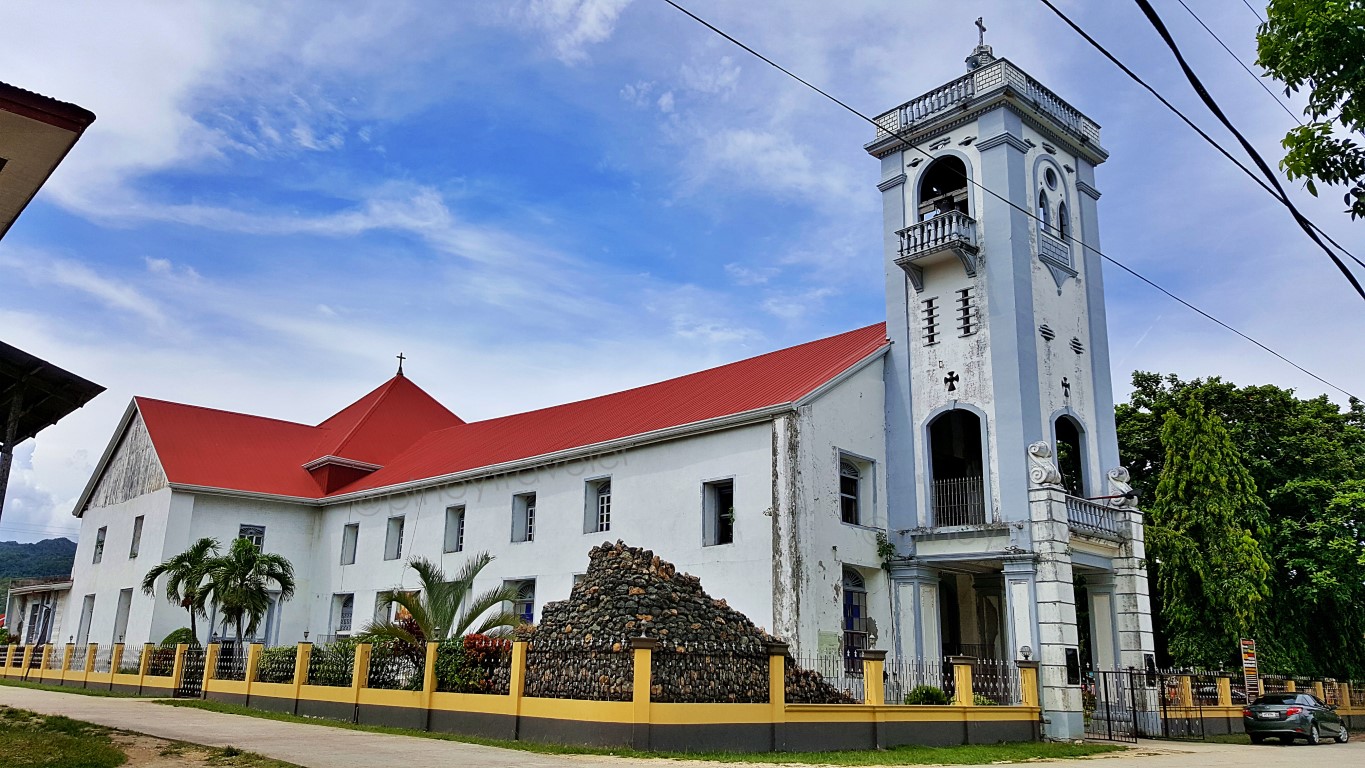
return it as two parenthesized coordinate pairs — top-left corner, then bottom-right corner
(521, 0), (635, 64)
(1, 251), (167, 327)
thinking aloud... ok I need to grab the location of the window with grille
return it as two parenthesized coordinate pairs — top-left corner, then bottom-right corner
(956, 287), (977, 336)
(513, 493), (536, 542)
(384, 517), (404, 560)
(508, 580), (535, 624)
(334, 594), (354, 635)
(93, 527), (106, 564)
(444, 506), (465, 553)
(129, 516), (144, 559)
(922, 297), (940, 345)
(238, 524), (265, 549)
(340, 523), (359, 565)
(842, 568), (870, 673)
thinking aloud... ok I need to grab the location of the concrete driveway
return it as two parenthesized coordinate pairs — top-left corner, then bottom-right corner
(1, 685), (1361, 767)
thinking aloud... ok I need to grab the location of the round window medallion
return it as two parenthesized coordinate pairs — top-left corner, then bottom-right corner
(1044, 167), (1058, 190)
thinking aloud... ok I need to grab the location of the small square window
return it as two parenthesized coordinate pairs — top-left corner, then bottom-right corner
(384, 516), (404, 561)
(340, 523), (359, 565)
(703, 480), (735, 546)
(238, 524), (265, 550)
(444, 506), (465, 553)
(512, 493), (536, 543)
(93, 527), (107, 564)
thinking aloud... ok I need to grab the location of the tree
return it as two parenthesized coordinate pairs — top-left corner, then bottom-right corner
(139, 537), (219, 640)
(1256, 0), (1365, 218)
(361, 552), (521, 651)
(1146, 398), (1272, 668)
(202, 537), (296, 642)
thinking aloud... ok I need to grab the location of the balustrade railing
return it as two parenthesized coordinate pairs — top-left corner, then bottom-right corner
(872, 59), (1101, 145)
(897, 211), (977, 261)
(1065, 496), (1121, 536)
(933, 476), (986, 526)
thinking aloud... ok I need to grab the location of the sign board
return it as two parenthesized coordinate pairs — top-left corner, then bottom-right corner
(1240, 638), (1259, 698)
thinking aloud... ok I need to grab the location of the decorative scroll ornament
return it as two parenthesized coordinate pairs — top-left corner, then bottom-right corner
(1027, 441), (1063, 486)
(1106, 467), (1140, 509)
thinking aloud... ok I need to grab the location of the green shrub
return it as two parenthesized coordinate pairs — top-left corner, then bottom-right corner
(903, 685), (949, 705)
(972, 693), (1000, 706)
(159, 627), (197, 647)
(254, 646), (298, 683)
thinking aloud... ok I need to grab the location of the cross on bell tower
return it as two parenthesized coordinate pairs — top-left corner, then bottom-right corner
(395, 352), (406, 377)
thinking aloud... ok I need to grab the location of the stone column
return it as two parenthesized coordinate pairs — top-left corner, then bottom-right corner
(1113, 506), (1156, 669)
(888, 563), (941, 662)
(1085, 572), (1119, 672)
(1028, 484), (1084, 740)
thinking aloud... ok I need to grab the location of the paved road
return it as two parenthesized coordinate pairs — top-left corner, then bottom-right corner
(1, 686), (1360, 768)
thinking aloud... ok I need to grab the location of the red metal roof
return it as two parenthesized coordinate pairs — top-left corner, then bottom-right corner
(132, 323), (889, 500)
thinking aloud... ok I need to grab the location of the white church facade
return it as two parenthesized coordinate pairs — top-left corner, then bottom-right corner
(44, 41), (1153, 739)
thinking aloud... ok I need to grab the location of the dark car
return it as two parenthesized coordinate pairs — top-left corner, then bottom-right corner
(1243, 692), (1349, 744)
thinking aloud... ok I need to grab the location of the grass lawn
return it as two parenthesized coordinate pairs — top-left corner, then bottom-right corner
(159, 699), (1124, 764)
(0, 706), (127, 768)
(0, 677), (142, 698)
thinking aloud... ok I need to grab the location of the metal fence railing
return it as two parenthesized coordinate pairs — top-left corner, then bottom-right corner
(652, 640), (769, 703)
(972, 658), (1021, 705)
(884, 656), (952, 705)
(306, 644), (355, 687)
(793, 654), (865, 703)
(254, 646), (297, 684)
(524, 638), (633, 701)
(368, 646), (422, 690)
(91, 645), (114, 674)
(145, 646), (176, 677)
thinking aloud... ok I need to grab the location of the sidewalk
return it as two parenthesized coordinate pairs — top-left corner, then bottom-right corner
(2, 684), (1314, 768)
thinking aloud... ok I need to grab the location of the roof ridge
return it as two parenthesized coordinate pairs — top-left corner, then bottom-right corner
(134, 396), (320, 431)
(325, 375), (401, 458)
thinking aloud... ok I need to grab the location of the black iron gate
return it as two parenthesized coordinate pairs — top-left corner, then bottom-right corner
(1085, 669), (1207, 742)
(175, 646), (205, 698)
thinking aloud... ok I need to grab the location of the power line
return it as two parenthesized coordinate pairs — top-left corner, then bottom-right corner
(1130, 0), (1365, 299)
(1173, 0), (1300, 124)
(656, 0), (1359, 401)
(1036, 0), (1365, 289)
(1240, 0), (1267, 24)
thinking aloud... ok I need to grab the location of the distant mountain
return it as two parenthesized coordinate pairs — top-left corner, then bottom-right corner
(0, 538), (77, 581)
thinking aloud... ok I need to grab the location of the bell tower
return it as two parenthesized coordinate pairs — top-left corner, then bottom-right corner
(866, 30), (1154, 740)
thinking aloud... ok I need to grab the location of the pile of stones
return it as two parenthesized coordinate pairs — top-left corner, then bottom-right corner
(521, 541), (853, 704)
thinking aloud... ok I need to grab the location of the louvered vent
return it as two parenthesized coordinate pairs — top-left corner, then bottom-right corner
(1070, 337), (1085, 354)
(1039, 324), (1055, 341)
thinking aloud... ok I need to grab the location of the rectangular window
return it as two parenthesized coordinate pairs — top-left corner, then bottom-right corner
(703, 480), (735, 546)
(584, 478), (611, 533)
(128, 516), (144, 559)
(340, 523), (359, 565)
(384, 516), (404, 560)
(512, 493), (536, 542)
(333, 594), (355, 635)
(839, 454), (873, 526)
(507, 579), (535, 624)
(957, 287), (977, 336)
(922, 297), (940, 345)
(238, 524), (265, 549)
(444, 506), (466, 553)
(93, 526), (107, 563)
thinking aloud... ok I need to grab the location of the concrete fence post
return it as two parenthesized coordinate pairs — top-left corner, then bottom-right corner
(84, 643), (97, 685)
(420, 642), (438, 711)
(1313, 680), (1325, 701)
(1338, 682), (1351, 711)
(61, 643), (74, 672)
(949, 656), (976, 706)
(1285, 679), (1297, 693)
(1017, 660), (1040, 708)
(244, 643), (263, 705)
(292, 642), (312, 712)
(22, 645), (34, 676)
(629, 637), (660, 751)
(353, 643), (372, 690)
(861, 649), (887, 706)
(111, 644), (125, 677)
(1176, 674), (1193, 707)
(509, 640), (528, 739)
(1216, 674), (1232, 707)
(137, 643), (153, 694)
(4, 645), (14, 671)
(170, 643), (188, 691)
(203, 643), (220, 689)
(766, 641), (789, 753)
(38, 645), (52, 682)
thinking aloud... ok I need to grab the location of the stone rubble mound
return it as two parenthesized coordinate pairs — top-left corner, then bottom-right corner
(521, 540), (854, 704)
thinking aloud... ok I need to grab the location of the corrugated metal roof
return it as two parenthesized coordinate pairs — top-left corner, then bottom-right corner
(132, 323), (889, 500)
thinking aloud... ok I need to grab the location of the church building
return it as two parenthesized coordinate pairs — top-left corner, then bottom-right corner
(54, 37), (1153, 739)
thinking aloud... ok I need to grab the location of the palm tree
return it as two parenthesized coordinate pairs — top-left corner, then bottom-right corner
(203, 537), (296, 642)
(361, 552), (521, 648)
(140, 537), (220, 640)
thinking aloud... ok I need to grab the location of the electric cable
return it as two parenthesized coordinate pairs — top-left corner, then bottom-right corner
(1240, 0), (1267, 24)
(657, 0), (1360, 400)
(1173, 0), (1300, 125)
(1039, 0), (1365, 294)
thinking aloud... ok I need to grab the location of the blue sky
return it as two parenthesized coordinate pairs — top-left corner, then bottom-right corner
(1, 0), (1361, 543)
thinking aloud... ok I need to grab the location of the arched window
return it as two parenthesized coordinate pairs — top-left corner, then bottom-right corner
(842, 568), (869, 670)
(928, 409), (986, 526)
(918, 156), (970, 221)
(1057, 201), (1069, 241)
(1037, 189), (1051, 233)
(512, 580), (536, 624)
(840, 460), (861, 525)
(1055, 416), (1085, 497)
